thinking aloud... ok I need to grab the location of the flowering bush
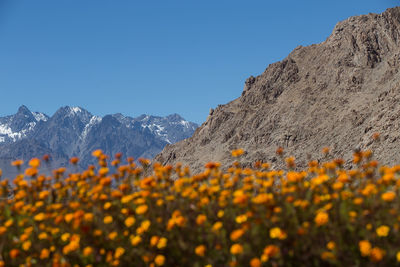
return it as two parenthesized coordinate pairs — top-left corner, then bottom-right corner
(0, 147), (400, 266)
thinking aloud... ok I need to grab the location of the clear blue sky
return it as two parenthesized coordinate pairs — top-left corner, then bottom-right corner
(0, 0), (397, 123)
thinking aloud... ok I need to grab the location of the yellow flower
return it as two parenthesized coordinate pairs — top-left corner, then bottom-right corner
(103, 216), (113, 224)
(154, 254), (165, 266)
(136, 204), (148, 215)
(359, 240), (371, 256)
(314, 212), (329, 226)
(125, 216), (136, 227)
(195, 245), (206, 257)
(230, 244), (243, 255)
(376, 225), (390, 237)
(114, 247), (125, 258)
(396, 251), (400, 262)
(381, 191), (396, 202)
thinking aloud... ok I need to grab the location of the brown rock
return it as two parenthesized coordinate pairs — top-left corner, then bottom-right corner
(155, 7), (400, 172)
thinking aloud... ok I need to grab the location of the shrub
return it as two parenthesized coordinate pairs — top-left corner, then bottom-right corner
(0, 148), (399, 266)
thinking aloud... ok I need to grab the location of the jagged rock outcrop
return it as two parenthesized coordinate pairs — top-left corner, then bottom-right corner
(156, 7), (400, 172)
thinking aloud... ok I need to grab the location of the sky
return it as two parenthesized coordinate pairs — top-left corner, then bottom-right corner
(0, 0), (398, 124)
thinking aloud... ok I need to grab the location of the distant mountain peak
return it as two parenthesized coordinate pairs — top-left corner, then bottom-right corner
(0, 106), (198, 176)
(17, 105), (31, 114)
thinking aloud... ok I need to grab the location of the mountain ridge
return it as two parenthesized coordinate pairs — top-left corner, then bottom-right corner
(0, 105), (198, 177)
(155, 7), (400, 172)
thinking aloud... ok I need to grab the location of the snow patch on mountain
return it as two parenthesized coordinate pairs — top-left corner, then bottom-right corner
(0, 122), (36, 142)
(69, 107), (82, 116)
(32, 112), (48, 122)
(81, 116), (102, 140)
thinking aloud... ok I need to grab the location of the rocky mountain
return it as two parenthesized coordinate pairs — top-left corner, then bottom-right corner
(156, 7), (400, 172)
(0, 105), (197, 177)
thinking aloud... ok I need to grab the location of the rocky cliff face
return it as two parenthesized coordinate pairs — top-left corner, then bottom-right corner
(156, 7), (400, 172)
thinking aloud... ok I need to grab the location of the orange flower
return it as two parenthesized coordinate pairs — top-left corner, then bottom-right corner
(370, 247), (384, 262)
(11, 159), (23, 167)
(40, 248), (50, 259)
(0, 227), (6, 235)
(125, 216), (136, 227)
(34, 213), (46, 221)
(230, 244), (243, 255)
(196, 214), (207, 225)
(314, 212), (329, 226)
(231, 149), (244, 157)
(114, 247), (125, 258)
(250, 258), (261, 267)
(381, 191), (396, 202)
(212, 221), (223, 232)
(83, 246), (93, 257)
(92, 149), (103, 158)
(195, 245), (206, 257)
(25, 167), (38, 176)
(9, 249), (19, 259)
(230, 229), (244, 241)
(263, 245), (280, 258)
(28, 158), (40, 168)
(130, 235), (142, 246)
(154, 255), (165, 266)
(103, 216), (113, 224)
(359, 240), (371, 256)
(136, 204), (148, 215)
(69, 157), (79, 165)
(276, 147), (284, 156)
(376, 225), (390, 237)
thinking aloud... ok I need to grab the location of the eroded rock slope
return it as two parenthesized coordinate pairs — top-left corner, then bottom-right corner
(156, 7), (400, 171)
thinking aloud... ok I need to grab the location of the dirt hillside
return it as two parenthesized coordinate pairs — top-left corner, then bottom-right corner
(156, 7), (400, 172)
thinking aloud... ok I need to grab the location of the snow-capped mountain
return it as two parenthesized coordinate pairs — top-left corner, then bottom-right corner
(0, 106), (198, 176)
(0, 105), (48, 143)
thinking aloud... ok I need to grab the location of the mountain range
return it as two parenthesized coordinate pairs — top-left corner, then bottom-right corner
(156, 7), (400, 172)
(0, 105), (197, 177)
